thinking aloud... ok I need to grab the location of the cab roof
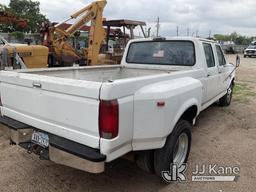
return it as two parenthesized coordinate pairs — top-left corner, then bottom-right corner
(130, 36), (216, 43)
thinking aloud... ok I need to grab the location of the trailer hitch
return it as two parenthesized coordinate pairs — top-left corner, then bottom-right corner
(26, 143), (49, 160)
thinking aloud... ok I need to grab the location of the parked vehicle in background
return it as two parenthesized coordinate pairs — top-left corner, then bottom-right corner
(221, 41), (236, 54)
(251, 41), (256, 45)
(224, 45), (236, 54)
(0, 37), (238, 181)
(244, 45), (256, 58)
(0, 35), (48, 69)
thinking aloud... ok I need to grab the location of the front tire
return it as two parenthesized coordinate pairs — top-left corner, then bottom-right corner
(154, 120), (192, 179)
(219, 83), (233, 106)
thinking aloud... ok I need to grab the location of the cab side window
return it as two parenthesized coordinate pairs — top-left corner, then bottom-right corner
(216, 45), (226, 66)
(203, 43), (215, 68)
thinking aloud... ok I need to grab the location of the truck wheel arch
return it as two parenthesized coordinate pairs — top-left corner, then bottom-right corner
(169, 99), (200, 136)
(180, 105), (198, 124)
(231, 78), (235, 86)
(153, 103), (198, 164)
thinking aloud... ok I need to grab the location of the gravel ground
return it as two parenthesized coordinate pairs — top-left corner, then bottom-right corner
(0, 54), (255, 192)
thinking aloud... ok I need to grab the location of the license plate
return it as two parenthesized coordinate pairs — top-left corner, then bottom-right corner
(31, 131), (49, 148)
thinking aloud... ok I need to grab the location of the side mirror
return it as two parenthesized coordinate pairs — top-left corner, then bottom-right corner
(236, 55), (240, 67)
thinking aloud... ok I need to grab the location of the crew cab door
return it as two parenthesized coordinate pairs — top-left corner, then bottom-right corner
(215, 45), (230, 92)
(203, 43), (219, 101)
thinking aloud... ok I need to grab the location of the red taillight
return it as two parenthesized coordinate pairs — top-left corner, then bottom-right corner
(99, 100), (119, 139)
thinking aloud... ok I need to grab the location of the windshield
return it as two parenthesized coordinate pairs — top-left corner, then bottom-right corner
(126, 41), (195, 66)
(248, 46), (256, 49)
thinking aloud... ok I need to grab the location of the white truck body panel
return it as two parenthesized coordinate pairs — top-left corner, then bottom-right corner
(132, 77), (202, 150)
(0, 37), (235, 162)
(0, 73), (102, 148)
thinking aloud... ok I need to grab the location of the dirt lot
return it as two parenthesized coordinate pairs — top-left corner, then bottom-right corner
(0, 55), (255, 192)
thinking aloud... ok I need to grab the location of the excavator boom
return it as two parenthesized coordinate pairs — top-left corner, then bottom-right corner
(48, 0), (107, 66)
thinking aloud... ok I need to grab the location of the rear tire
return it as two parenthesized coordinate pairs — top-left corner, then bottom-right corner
(154, 120), (192, 179)
(219, 83), (233, 106)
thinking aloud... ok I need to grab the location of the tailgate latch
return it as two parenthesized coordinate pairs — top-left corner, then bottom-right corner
(33, 82), (42, 88)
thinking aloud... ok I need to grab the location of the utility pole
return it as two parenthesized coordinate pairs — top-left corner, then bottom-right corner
(148, 27), (151, 37)
(176, 26), (179, 36)
(196, 30), (199, 37)
(187, 27), (190, 36)
(208, 30), (212, 38)
(156, 17), (160, 37)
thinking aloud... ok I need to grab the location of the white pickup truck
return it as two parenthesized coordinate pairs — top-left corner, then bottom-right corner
(0, 37), (238, 180)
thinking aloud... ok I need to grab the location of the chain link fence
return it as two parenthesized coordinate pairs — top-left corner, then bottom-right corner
(0, 32), (41, 45)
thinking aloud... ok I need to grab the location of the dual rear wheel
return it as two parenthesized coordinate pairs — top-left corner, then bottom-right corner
(136, 120), (192, 181)
(136, 83), (234, 182)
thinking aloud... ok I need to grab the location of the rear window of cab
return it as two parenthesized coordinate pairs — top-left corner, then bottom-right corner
(126, 40), (196, 66)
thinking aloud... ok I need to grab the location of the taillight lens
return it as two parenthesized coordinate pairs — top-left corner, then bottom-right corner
(99, 100), (119, 139)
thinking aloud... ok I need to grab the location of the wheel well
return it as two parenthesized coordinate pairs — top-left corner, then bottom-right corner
(180, 105), (198, 124)
(231, 78), (235, 86)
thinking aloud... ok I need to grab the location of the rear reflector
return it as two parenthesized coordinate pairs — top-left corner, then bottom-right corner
(99, 100), (119, 139)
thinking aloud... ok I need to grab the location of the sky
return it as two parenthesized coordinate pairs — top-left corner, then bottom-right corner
(1, 0), (256, 37)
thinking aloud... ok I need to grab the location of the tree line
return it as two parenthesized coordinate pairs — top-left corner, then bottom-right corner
(214, 32), (255, 45)
(0, 0), (255, 46)
(0, 0), (48, 33)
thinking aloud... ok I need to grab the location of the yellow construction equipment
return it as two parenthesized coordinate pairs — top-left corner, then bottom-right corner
(42, 0), (107, 66)
(0, 36), (48, 70)
(0, 11), (49, 69)
(41, 0), (147, 67)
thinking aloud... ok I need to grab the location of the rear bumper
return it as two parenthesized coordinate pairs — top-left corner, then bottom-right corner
(0, 116), (106, 173)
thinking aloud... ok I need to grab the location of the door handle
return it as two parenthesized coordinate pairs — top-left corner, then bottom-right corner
(218, 68), (224, 73)
(33, 82), (42, 88)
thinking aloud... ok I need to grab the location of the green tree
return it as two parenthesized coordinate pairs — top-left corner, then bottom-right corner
(0, 3), (12, 32)
(1, 0), (48, 33)
(230, 32), (238, 41)
(214, 34), (230, 41)
(214, 32), (255, 45)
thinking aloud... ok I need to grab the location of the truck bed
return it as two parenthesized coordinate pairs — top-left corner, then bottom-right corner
(22, 65), (173, 82)
(0, 65), (179, 150)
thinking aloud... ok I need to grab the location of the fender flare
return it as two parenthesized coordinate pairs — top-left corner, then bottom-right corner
(160, 98), (200, 147)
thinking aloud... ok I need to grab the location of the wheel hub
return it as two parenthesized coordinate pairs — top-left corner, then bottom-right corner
(173, 133), (189, 166)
